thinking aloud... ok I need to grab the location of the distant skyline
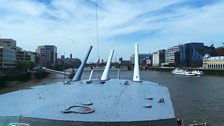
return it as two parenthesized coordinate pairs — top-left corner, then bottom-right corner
(0, 0), (224, 62)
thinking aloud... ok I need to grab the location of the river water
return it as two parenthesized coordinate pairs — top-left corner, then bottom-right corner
(0, 70), (224, 126)
(138, 71), (224, 126)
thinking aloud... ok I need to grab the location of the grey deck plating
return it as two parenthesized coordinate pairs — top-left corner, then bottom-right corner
(0, 79), (175, 122)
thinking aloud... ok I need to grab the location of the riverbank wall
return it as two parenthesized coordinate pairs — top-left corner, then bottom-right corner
(0, 72), (31, 86)
(0, 71), (49, 86)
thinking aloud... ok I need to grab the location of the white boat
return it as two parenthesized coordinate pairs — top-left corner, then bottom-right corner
(0, 44), (177, 126)
(172, 68), (196, 76)
(191, 70), (204, 76)
(188, 122), (209, 126)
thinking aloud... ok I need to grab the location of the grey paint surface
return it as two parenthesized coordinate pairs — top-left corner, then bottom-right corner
(0, 79), (175, 125)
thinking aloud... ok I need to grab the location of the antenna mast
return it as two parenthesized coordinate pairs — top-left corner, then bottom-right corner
(95, 0), (99, 59)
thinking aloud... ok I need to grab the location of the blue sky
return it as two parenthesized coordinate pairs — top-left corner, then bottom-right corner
(0, 0), (224, 62)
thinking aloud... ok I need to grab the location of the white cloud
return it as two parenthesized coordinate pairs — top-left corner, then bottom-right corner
(0, 0), (224, 61)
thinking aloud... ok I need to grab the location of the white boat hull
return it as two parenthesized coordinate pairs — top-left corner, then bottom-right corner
(172, 69), (196, 76)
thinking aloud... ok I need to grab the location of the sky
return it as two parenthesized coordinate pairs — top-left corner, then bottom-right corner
(0, 0), (224, 62)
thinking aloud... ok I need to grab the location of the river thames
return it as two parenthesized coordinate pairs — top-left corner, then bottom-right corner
(0, 70), (224, 126)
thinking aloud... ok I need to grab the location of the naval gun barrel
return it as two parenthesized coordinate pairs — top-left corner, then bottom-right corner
(72, 46), (93, 81)
(133, 43), (141, 82)
(101, 49), (114, 81)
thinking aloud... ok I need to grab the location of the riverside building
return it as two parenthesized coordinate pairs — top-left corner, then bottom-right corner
(179, 43), (214, 67)
(152, 50), (165, 67)
(36, 45), (57, 67)
(16, 50), (36, 63)
(203, 54), (224, 69)
(162, 45), (180, 67)
(0, 39), (16, 72)
(130, 53), (152, 66)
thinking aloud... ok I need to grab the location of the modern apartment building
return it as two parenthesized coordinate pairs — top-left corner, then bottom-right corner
(163, 45), (180, 67)
(179, 43), (214, 67)
(0, 39), (16, 50)
(130, 53), (152, 66)
(0, 39), (17, 72)
(16, 51), (36, 63)
(36, 45), (57, 67)
(152, 50), (165, 67)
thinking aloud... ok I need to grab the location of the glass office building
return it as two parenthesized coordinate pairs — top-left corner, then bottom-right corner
(36, 45), (57, 67)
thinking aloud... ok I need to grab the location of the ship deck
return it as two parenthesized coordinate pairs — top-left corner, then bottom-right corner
(0, 79), (175, 122)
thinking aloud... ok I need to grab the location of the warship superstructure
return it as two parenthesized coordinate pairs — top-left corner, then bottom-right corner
(0, 44), (176, 126)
